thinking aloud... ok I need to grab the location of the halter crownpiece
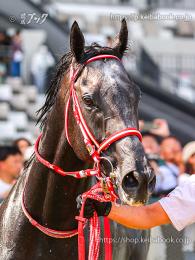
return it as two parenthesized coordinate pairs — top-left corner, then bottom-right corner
(22, 54), (143, 260)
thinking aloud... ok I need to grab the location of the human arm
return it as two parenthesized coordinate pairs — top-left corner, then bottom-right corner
(108, 201), (171, 229)
(150, 118), (170, 137)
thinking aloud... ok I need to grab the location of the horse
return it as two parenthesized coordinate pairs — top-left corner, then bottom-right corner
(0, 19), (155, 260)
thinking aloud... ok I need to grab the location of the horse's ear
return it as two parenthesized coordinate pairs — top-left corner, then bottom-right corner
(70, 21), (85, 62)
(112, 19), (128, 58)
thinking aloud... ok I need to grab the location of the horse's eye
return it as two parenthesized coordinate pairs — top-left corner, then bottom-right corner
(82, 95), (94, 107)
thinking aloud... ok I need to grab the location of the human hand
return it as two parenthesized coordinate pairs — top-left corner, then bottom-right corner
(76, 195), (112, 219)
(150, 119), (170, 137)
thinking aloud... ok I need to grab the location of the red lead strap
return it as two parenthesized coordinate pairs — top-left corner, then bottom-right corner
(104, 217), (112, 260)
(76, 182), (115, 260)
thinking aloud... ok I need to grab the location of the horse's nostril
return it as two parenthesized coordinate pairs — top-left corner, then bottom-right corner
(122, 171), (139, 192)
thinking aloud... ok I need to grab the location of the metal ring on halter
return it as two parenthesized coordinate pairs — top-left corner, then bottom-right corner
(98, 156), (115, 179)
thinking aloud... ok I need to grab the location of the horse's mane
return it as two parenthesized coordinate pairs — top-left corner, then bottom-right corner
(36, 43), (125, 128)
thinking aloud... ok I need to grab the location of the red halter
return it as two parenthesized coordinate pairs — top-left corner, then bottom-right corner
(22, 54), (142, 260)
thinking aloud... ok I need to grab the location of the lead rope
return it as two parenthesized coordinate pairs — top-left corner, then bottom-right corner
(76, 182), (115, 260)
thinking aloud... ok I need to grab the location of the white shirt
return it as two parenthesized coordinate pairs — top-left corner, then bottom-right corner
(159, 175), (195, 231)
(0, 179), (12, 199)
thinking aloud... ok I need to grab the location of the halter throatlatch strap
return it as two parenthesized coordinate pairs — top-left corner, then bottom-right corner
(22, 54), (143, 260)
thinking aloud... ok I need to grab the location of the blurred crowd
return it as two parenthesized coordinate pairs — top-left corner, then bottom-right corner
(140, 119), (195, 201)
(0, 30), (23, 83)
(0, 118), (194, 203)
(0, 29), (55, 93)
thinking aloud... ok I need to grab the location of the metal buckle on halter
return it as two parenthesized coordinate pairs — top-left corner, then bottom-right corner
(79, 169), (99, 178)
(100, 178), (111, 197)
(100, 177), (115, 198)
(109, 171), (116, 179)
(101, 176), (119, 201)
(86, 143), (95, 155)
(86, 144), (100, 162)
(79, 170), (87, 178)
(99, 172), (117, 198)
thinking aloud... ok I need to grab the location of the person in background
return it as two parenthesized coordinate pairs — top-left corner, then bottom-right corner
(0, 30), (11, 82)
(142, 132), (161, 155)
(183, 141), (195, 175)
(139, 118), (170, 138)
(141, 119), (185, 195)
(160, 136), (185, 175)
(179, 141), (195, 184)
(0, 146), (23, 201)
(13, 138), (31, 157)
(141, 120), (179, 196)
(10, 30), (23, 77)
(150, 136), (183, 198)
(142, 132), (175, 198)
(31, 44), (55, 93)
(142, 132), (162, 180)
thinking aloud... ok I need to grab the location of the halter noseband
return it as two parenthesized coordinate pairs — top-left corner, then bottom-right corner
(22, 54), (142, 240)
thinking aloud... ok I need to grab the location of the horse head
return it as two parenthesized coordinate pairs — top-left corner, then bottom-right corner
(66, 20), (156, 206)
